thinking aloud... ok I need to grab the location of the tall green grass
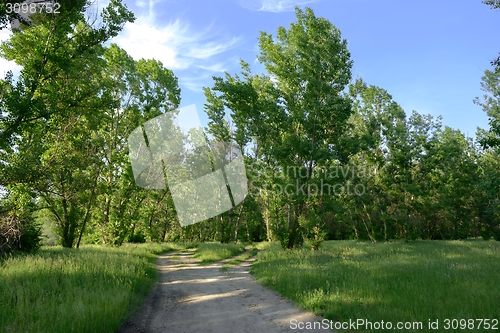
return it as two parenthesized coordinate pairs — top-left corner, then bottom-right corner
(0, 243), (187, 333)
(251, 240), (500, 332)
(194, 242), (245, 263)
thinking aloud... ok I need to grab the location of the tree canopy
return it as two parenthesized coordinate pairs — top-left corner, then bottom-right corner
(1, 4), (499, 252)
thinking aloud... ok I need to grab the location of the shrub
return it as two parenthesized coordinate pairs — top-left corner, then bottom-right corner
(0, 186), (42, 255)
(0, 213), (41, 254)
(128, 231), (146, 243)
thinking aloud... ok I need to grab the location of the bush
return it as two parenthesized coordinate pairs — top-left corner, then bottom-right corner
(19, 219), (42, 251)
(298, 211), (325, 250)
(0, 213), (41, 254)
(128, 231), (146, 243)
(0, 214), (22, 255)
(0, 186), (42, 254)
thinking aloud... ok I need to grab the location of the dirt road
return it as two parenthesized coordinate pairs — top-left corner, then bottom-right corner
(118, 250), (332, 333)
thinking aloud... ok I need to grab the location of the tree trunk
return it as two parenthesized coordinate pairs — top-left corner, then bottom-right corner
(233, 200), (246, 243)
(77, 169), (100, 248)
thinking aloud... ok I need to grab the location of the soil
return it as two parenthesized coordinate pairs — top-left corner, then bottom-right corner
(117, 249), (333, 333)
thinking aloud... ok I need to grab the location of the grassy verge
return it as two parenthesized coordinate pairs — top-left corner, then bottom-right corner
(251, 240), (500, 333)
(0, 242), (188, 333)
(220, 248), (259, 272)
(193, 242), (245, 264)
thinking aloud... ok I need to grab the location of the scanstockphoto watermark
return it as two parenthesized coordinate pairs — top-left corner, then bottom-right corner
(248, 164), (374, 181)
(250, 165), (374, 198)
(257, 180), (366, 198)
(128, 105), (248, 227)
(290, 318), (424, 331)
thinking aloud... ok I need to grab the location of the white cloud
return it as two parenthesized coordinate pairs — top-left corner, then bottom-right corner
(239, 0), (320, 13)
(0, 30), (22, 78)
(0, 25), (12, 42)
(0, 58), (19, 78)
(113, 0), (243, 71)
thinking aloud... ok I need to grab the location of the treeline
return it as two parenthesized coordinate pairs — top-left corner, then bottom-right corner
(1, 1), (499, 253)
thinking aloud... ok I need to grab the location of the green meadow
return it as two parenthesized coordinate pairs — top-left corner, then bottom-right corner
(1, 240), (498, 333)
(0, 242), (254, 333)
(0, 243), (191, 333)
(251, 240), (500, 333)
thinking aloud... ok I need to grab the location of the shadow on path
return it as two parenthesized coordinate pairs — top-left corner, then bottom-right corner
(118, 249), (333, 333)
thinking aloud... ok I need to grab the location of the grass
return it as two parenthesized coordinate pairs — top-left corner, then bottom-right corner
(251, 240), (500, 333)
(193, 242), (246, 264)
(220, 248), (259, 272)
(0, 242), (188, 333)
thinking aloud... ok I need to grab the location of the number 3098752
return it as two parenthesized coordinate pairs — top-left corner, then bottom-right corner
(5, 1), (61, 14)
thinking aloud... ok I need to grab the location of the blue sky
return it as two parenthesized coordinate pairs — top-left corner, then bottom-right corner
(2, 0), (500, 138)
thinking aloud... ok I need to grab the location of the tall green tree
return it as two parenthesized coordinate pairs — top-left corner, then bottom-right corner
(483, 0), (500, 70)
(205, 7), (353, 248)
(89, 44), (181, 246)
(475, 55), (500, 240)
(475, 69), (500, 150)
(0, 0), (135, 248)
(0, 0), (135, 147)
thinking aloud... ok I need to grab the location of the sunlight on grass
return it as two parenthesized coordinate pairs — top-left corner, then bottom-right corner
(251, 240), (500, 333)
(0, 242), (188, 333)
(220, 248), (259, 272)
(194, 242), (245, 264)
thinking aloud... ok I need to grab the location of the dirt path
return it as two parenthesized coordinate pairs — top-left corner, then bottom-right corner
(118, 249), (332, 333)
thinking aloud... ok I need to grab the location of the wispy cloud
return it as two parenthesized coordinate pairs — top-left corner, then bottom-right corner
(180, 58), (240, 92)
(239, 0), (320, 13)
(197, 62), (231, 73)
(113, 0), (243, 71)
(180, 74), (214, 92)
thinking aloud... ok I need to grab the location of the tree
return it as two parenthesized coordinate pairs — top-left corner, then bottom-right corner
(0, 0), (135, 248)
(90, 44), (181, 246)
(0, 0), (135, 147)
(205, 7), (353, 248)
(475, 69), (500, 150)
(483, 0), (500, 70)
(476, 150), (500, 240)
(344, 79), (408, 241)
(475, 61), (500, 241)
(483, 0), (500, 7)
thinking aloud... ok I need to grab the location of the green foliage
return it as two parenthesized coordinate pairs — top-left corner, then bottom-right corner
(298, 210), (326, 250)
(0, 1), (25, 30)
(18, 219), (42, 251)
(1, 0), (499, 256)
(127, 230), (146, 244)
(206, 7), (353, 248)
(483, 0), (500, 8)
(0, 0), (135, 146)
(0, 0), (180, 248)
(482, 1), (500, 76)
(0, 0), (136, 248)
(475, 69), (500, 149)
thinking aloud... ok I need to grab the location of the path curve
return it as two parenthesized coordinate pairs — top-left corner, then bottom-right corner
(118, 250), (332, 333)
